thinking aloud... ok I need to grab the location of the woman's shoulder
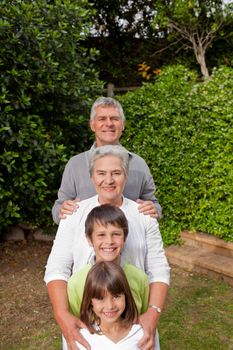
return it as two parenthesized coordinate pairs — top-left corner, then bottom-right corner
(123, 198), (157, 225)
(77, 195), (98, 209)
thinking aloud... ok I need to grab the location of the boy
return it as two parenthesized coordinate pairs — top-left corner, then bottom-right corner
(67, 204), (149, 317)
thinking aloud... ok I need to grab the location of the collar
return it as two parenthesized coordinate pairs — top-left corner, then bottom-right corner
(89, 255), (127, 269)
(90, 142), (133, 157)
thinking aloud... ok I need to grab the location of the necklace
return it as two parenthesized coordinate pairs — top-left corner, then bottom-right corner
(93, 323), (103, 335)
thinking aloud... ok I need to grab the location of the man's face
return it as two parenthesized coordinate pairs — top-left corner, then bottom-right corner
(90, 106), (124, 147)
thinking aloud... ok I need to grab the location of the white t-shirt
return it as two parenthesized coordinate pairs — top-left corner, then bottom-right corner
(63, 324), (143, 350)
(62, 325), (160, 350)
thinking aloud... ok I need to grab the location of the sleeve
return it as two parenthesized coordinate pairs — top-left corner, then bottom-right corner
(67, 269), (87, 316)
(144, 217), (170, 285)
(52, 157), (78, 225)
(140, 273), (149, 314)
(137, 157), (162, 218)
(44, 213), (77, 284)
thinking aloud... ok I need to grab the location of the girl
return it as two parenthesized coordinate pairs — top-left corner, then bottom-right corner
(63, 261), (144, 350)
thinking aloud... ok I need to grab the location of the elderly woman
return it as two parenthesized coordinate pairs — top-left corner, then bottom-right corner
(45, 145), (170, 350)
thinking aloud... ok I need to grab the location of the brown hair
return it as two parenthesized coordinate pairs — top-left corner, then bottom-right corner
(80, 261), (138, 333)
(85, 204), (128, 241)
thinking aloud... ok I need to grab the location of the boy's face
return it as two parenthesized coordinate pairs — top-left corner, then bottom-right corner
(87, 222), (125, 264)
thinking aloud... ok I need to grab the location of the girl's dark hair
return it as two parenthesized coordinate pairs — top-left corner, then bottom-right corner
(80, 261), (138, 334)
(85, 204), (128, 241)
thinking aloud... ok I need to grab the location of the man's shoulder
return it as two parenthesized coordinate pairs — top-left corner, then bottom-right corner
(66, 150), (90, 166)
(127, 151), (149, 169)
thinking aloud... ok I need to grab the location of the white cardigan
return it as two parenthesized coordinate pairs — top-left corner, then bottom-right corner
(45, 195), (170, 285)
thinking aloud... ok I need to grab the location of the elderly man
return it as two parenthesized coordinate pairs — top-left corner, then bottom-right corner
(52, 97), (162, 224)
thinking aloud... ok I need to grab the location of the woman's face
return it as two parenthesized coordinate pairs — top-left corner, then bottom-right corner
(91, 155), (126, 206)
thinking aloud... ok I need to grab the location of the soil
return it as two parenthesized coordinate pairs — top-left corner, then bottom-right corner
(1, 239), (232, 350)
(0, 240), (60, 350)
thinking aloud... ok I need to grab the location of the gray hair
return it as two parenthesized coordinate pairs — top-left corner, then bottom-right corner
(90, 97), (125, 122)
(89, 145), (129, 177)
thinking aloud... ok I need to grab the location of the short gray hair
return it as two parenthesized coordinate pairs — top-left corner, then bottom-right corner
(90, 97), (125, 122)
(89, 145), (129, 177)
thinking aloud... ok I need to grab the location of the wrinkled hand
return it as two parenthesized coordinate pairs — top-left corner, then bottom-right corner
(59, 198), (80, 220)
(136, 199), (158, 219)
(137, 310), (158, 350)
(59, 311), (90, 350)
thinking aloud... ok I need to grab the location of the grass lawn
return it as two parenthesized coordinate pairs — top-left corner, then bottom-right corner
(159, 267), (233, 350)
(0, 241), (232, 350)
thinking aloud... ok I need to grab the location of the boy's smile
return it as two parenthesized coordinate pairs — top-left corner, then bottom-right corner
(87, 222), (125, 264)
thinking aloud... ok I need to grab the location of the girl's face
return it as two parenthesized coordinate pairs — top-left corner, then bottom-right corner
(91, 289), (126, 327)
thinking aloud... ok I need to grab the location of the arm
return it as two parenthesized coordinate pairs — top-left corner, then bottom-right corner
(138, 282), (169, 350)
(139, 178), (162, 219)
(47, 280), (91, 350)
(59, 199), (80, 220)
(44, 213), (76, 283)
(52, 158), (79, 225)
(136, 199), (160, 219)
(138, 216), (170, 349)
(144, 217), (170, 285)
(134, 155), (162, 219)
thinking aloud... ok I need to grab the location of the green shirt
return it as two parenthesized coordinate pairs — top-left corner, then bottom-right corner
(68, 263), (149, 316)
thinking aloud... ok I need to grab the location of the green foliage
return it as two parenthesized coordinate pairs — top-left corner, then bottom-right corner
(0, 113), (67, 229)
(1, 0), (103, 150)
(119, 65), (233, 244)
(0, 0), (103, 231)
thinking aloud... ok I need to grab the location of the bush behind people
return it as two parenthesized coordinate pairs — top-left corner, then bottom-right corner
(119, 65), (233, 244)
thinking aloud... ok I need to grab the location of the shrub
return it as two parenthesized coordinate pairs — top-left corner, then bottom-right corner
(119, 65), (233, 244)
(0, 113), (67, 229)
(0, 0), (103, 231)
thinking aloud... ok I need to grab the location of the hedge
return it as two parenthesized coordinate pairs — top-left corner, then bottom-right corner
(119, 65), (233, 245)
(0, 0), (103, 231)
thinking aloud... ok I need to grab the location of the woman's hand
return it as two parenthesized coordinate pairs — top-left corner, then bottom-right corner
(47, 280), (90, 350)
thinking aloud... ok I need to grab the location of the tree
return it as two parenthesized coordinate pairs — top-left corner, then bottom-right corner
(89, 0), (157, 38)
(85, 0), (162, 86)
(153, 0), (233, 79)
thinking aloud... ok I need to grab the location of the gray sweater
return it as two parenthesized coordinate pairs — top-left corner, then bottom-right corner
(52, 145), (162, 224)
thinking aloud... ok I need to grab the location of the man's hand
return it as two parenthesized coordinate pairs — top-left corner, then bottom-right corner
(59, 198), (81, 219)
(137, 309), (158, 350)
(136, 199), (159, 219)
(57, 311), (90, 350)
